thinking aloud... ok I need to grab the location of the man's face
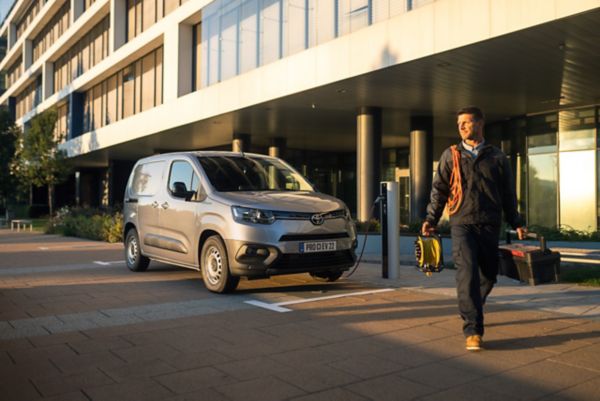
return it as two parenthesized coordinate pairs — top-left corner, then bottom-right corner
(457, 113), (483, 141)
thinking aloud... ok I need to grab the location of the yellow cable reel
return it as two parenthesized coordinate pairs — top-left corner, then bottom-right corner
(415, 234), (444, 276)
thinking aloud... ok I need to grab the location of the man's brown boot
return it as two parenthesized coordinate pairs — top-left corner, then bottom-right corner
(466, 335), (482, 351)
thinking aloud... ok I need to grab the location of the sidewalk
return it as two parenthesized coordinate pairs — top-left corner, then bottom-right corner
(1, 230), (599, 401)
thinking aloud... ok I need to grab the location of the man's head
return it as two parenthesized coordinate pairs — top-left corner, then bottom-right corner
(456, 106), (485, 143)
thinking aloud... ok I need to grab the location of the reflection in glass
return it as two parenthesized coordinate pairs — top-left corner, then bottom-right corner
(559, 129), (595, 151)
(527, 153), (557, 228)
(559, 151), (596, 231)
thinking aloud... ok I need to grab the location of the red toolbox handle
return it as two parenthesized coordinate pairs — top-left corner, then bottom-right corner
(506, 230), (547, 251)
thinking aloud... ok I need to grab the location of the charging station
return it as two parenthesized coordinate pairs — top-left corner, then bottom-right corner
(380, 181), (400, 279)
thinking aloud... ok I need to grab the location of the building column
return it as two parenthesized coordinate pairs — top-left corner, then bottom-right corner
(268, 137), (286, 157)
(356, 107), (381, 222)
(71, 0), (84, 23)
(232, 133), (251, 153)
(409, 116), (433, 224)
(110, 0), (126, 53)
(163, 24), (193, 102)
(42, 62), (54, 100)
(23, 40), (32, 70)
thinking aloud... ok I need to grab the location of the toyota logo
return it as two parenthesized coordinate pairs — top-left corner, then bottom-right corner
(310, 214), (325, 225)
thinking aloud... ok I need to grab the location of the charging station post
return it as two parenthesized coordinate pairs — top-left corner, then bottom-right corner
(380, 181), (400, 279)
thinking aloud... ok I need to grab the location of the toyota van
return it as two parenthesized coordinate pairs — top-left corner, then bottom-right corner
(123, 151), (357, 293)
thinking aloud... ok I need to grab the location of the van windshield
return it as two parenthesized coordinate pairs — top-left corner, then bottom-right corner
(197, 156), (314, 192)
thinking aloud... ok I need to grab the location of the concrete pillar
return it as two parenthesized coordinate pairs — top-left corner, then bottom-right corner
(164, 24), (193, 102)
(268, 137), (286, 157)
(69, 92), (85, 139)
(72, 0), (84, 23)
(8, 23), (16, 48)
(232, 133), (251, 153)
(356, 107), (381, 222)
(100, 164), (112, 207)
(75, 171), (81, 206)
(42, 62), (54, 100)
(409, 116), (433, 224)
(23, 40), (32, 70)
(110, 0), (127, 53)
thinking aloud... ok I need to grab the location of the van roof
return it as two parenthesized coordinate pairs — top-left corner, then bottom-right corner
(136, 151), (275, 163)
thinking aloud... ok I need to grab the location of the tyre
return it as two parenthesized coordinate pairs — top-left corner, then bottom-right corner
(310, 271), (343, 282)
(201, 236), (239, 293)
(125, 229), (150, 272)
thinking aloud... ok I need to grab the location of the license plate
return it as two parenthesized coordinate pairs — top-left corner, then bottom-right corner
(299, 241), (336, 253)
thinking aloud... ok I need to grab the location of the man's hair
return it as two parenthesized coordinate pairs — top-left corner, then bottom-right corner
(456, 106), (485, 121)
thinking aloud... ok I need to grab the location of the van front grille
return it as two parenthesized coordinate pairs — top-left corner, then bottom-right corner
(279, 233), (349, 241)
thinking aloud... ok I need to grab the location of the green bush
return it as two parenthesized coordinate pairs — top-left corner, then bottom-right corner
(45, 207), (123, 243)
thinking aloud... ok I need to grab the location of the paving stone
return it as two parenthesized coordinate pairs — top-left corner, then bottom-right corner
(215, 376), (306, 401)
(289, 387), (370, 401)
(270, 347), (345, 368)
(215, 356), (290, 380)
(345, 373), (433, 401)
(40, 391), (90, 401)
(548, 342), (600, 371)
(474, 360), (599, 400)
(28, 331), (89, 348)
(164, 387), (232, 401)
(328, 354), (408, 379)
(111, 342), (182, 364)
(0, 377), (42, 401)
(101, 359), (177, 382)
(50, 351), (126, 375)
(417, 382), (511, 401)
(32, 368), (114, 397)
(535, 376), (600, 401)
(162, 349), (232, 370)
(82, 378), (174, 401)
(398, 359), (485, 390)
(155, 366), (236, 394)
(274, 363), (360, 392)
(66, 336), (133, 355)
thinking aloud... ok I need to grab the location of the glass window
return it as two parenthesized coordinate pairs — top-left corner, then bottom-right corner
(193, 23), (202, 90)
(260, 0), (282, 66)
(106, 75), (117, 124)
(220, 7), (239, 81)
(527, 133), (556, 155)
(168, 161), (201, 200)
(156, 47), (163, 105)
(123, 65), (135, 118)
(198, 155), (313, 192)
(527, 153), (558, 228)
(131, 161), (165, 196)
(143, 0), (156, 31)
(338, 0), (369, 35)
(312, 0), (335, 45)
(559, 150), (596, 231)
(240, 0), (258, 73)
(284, 0), (307, 56)
(559, 129), (596, 151)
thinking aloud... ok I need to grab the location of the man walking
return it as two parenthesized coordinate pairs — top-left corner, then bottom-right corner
(421, 106), (527, 351)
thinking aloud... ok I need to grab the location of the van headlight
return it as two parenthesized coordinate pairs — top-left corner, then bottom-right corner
(232, 206), (276, 225)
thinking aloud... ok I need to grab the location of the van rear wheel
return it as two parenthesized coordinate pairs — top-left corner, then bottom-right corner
(201, 236), (239, 293)
(125, 229), (150, 272)
(310, 271), (343, 282)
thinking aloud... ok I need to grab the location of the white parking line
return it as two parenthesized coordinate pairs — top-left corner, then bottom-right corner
(93, 261), (124, 266)
(244, 288), (396, 313)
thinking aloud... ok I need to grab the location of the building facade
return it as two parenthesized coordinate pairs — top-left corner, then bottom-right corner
(1, 0), (599, 231)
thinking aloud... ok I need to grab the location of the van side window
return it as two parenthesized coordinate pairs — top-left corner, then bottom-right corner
(131, 161), (165, 196)
(168, 161), (202, 201)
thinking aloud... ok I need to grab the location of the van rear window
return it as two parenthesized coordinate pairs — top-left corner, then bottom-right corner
(130, 161), (165, 196)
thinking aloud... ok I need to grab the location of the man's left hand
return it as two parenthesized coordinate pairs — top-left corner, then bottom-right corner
(516, 226), (528, 240)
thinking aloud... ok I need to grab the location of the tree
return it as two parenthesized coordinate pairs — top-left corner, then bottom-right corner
(10, 108), (71, 217)
(0, 108), (21, 210)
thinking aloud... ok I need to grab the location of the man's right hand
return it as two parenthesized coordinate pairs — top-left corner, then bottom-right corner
(421, 221), (436, 236)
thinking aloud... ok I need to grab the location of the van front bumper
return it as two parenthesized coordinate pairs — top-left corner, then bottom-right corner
(225, 238), (357, 277)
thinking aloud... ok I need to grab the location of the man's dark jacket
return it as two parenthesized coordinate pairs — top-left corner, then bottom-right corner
(425, 142), (523, 229)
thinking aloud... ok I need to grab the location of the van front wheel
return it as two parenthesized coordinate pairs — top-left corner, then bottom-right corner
(125, 229), (150, 272)
(201, 236), (239, 293)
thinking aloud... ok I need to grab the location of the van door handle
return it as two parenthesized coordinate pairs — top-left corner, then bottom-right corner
(161, 202), (169, 209)
(152, 201), (159, 208)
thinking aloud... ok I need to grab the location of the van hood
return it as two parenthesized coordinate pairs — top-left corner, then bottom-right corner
(211, 191), (346, 213)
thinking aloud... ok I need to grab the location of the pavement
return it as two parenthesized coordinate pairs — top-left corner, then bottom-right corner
(1, 229), (600, 401)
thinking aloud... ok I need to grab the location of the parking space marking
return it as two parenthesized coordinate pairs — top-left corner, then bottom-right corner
(245, 288), (396, 312)
(93, 260), (125, 266)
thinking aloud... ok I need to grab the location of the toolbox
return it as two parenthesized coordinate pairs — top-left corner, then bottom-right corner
(498, 231), (560, 286)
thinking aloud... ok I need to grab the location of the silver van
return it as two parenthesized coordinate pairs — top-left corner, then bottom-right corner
(123, 151), (357, 293)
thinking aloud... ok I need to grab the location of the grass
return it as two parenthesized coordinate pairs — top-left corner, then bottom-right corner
(560, 265), (600, 287)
